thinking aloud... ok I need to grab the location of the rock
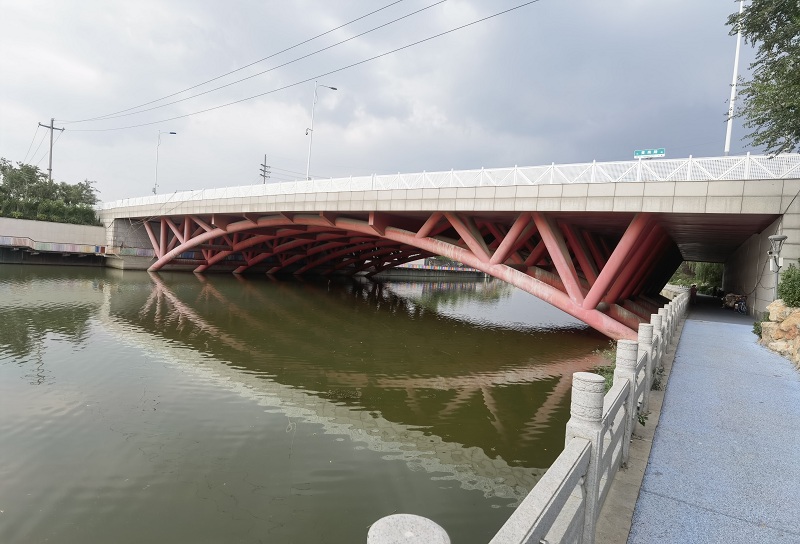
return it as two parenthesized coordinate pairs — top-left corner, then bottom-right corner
(768, 341), (791, 355)
(778, 311), (800, 332)
(767, 299), (795, 322)
(761, 321), (783, 342)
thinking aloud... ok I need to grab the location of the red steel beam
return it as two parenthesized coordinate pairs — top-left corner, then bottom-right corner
(532, 213), (584, 303)
(604, 222), (659, 303)
(582, 213), (650, 310)
(561, 223), (598, 285)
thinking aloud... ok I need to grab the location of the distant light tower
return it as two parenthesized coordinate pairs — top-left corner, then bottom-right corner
(724, 0), (745, 156)
(305, 81), (337, 180)
(154, 131), (177, 194)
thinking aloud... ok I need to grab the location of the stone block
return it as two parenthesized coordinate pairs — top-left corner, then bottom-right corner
(705, 197), (743, 214)
(493, 198), (516, 211)
(586, 196), (614, 211)
(672, 196), (706, 213)
(536, 197), (562, 211)
(674, 181), (708, 196)
(560, 197), (587, 211)
(615, 182), (644, 197)
(612, 196), (644, 212)
(456, 187), (476, 199)
(641, 196), (673, 212)
(513, 198), (538, 211)
(495, 186), (517, 198)
(474, 186), (495, 199)
(422, 188), (439, 199)
(515, 185), (539, 198)
(744, 179), (782, 196)
(538, 184), (562, 197)
(454, 199), (475, 211)
(562, 184), (589, 197)
(707, 180), (744, 196)
(741, 196), (781, 214)
(439, 188), (458, 199)
(643, 182), (675, 197)
(588, 183), (615, 197)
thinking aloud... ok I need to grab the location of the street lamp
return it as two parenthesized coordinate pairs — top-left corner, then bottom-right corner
(305, 80), (337, 180)
(154, 131), (177, 194)
(768, 234), (788, 300)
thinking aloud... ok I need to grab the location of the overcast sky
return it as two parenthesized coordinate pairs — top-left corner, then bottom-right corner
(1, 0), (756, 202)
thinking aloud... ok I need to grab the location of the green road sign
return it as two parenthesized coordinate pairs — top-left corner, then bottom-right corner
(634, 148), (666, 159)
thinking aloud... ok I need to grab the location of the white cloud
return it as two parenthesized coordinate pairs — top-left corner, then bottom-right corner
(0, 0), (755, 201)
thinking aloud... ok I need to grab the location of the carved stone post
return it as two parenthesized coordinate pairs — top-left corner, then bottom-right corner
(613, 339), (639, 465)
(638, 324), (654, 412)
(565, 372), (606, 544)
(367, 514), (450, 544)
(658, 308), (670, 346)
(650, 313), (664, 370)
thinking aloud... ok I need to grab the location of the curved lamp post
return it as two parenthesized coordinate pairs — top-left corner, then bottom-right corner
(769, 234), (788, 300)
(154, 131), (177, 194)
(305, 81), (337, 180)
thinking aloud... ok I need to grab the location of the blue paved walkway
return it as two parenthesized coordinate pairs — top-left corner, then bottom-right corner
(628, 301), (800, 543)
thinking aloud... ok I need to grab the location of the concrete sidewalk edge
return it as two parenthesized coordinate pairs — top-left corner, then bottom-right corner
(594, 318), (687, 544)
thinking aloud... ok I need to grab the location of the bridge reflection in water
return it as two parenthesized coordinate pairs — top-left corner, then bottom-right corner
(102, 272), (607, 499)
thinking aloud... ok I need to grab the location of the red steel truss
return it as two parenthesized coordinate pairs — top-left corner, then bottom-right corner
(142, 211), (677, 340)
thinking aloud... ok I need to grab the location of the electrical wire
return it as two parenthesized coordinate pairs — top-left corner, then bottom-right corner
(28, 129), (49, 165)
(22, 126), (41, 164)
(34, 130), (64, 168)
(59, 1), (407, 124)
(65, 1), (446, 123)
(66, 1), (541, 133)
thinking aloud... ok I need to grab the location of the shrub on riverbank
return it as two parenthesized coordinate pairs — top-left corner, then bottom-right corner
(0, 159), (99, 225)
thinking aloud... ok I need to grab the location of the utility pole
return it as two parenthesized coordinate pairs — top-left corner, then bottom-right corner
(260, 154), (271, 183)
(37, 117), (64, 182)
(724, 0), (745, 156)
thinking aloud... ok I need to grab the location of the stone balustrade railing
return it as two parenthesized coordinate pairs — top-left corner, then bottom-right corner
(368, 292), (689, 544)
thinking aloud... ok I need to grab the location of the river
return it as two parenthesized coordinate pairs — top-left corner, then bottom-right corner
(0, 265), (610, 543)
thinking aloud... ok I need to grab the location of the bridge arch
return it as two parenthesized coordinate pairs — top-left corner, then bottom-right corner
(139, 210), (678, 340)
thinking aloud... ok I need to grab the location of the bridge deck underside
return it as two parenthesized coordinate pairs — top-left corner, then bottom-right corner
(137, 210), (776, 340)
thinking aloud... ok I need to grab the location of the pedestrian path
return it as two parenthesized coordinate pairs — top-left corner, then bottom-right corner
(628, 297), (800, 543)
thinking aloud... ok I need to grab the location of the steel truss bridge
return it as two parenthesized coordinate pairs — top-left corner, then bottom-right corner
(100, 154), (800, 340)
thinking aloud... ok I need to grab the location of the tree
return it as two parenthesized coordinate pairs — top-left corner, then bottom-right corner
(727, 1), (800, 154)
(0, 158), (99, 225)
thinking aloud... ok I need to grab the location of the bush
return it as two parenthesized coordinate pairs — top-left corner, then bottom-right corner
(778, 264), (800, 307)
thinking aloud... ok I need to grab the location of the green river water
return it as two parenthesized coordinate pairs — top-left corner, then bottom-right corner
(0, 265), (609, 543)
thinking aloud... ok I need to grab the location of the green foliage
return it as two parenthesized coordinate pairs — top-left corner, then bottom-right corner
(0, 158), (99, 225)
(669, 261), (724, 292)
(727, 1), (800, 154)
(778, 263), (800, 307)
(592, 341), (617, 393)
(752, 310), (769, 337)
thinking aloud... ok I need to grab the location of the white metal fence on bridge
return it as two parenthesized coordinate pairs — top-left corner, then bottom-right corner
(367, 291), (689, 544)
(103, 153), (800, 210)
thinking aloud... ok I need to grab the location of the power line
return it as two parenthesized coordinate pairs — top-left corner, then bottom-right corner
(22, 125), (41, 164)
(59, 1), (407, 124)
(28, 129), (49, 165)
(66, 1), (541, 133)
(35, 129), (64, 171)
(64, 1), (445, 124)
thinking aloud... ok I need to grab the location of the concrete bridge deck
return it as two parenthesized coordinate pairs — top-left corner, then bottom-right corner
(627, 296), (800, 542)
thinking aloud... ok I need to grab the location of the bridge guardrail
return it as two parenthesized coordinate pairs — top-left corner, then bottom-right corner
(367, 291), (689, 544)
(102, 153), (800, 210)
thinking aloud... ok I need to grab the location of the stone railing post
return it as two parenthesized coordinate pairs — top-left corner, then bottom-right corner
(638, 324), (654, 412)
(650, 313), (664, 369)
(613, 339), (639, 465)
(367, 514), (450, 544)
(564, 372), (606, 544)
(658, 308), (670, 346)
